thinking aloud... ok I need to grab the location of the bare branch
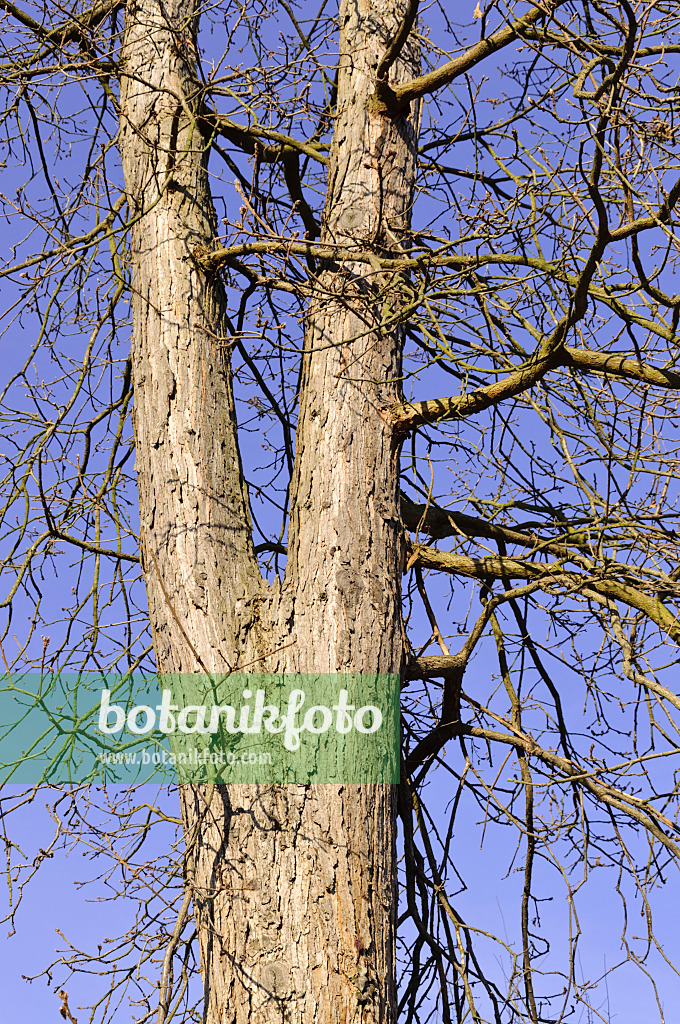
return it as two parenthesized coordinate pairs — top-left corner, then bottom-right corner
(374, 1), (566, 115)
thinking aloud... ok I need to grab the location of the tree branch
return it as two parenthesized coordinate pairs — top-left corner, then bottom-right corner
(406, 654), (462, 680)
(49, 529), (140, 563)
(197, 238), (377, 271)
(376, 0), (419, 83)
(400, 494), (590, 558)
(209, 115), (328, 165)
(390, 335), (680, 434)
(404, 720), (680, 860)
(390, 346), (560, 432)
(281, 149), (320, 239)
(374, 1), (566, 115)
(408, 542), (680, 644)
(0, 0), (123, 47)
(564, 345), (680, 389)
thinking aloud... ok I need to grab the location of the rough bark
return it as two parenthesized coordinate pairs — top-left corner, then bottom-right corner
(119, 0), (266, 675)
(119, 0), (419, 1021)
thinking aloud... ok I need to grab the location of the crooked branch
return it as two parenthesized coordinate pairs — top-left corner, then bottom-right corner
(373, 0), (567, 116)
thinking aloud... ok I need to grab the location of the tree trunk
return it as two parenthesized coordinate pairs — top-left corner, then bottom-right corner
(119, 0), (266, 674)
(119, 0), (419, 1020)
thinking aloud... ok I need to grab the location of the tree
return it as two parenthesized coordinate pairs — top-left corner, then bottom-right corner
(2, 1), (680, 1022)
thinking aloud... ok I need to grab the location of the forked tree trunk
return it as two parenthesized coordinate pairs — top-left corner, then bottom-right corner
(119, 0), (419, 1021)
